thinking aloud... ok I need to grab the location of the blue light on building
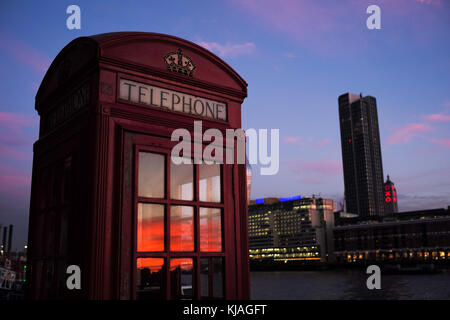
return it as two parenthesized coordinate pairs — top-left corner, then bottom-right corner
(279, 195), (302, 202)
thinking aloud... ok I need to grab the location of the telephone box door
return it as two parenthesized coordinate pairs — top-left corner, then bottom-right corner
(119, 130), (238, 299)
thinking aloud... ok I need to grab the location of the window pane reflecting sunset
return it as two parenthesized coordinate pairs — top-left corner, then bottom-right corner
(200, 207), (222, 252)
(170, 206), (194, 251)
(170, 258), (193, 299)
(137, 203), (165, 252)
(136, 258), (165, 299)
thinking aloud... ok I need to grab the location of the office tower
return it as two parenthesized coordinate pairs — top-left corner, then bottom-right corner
(384, 175), (399, 215)
(338, 93), (385, 217)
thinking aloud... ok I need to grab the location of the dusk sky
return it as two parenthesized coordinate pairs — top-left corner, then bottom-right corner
(0, 0), (449, 249)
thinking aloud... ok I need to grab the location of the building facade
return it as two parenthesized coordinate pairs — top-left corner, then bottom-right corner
(248, 197), (336, 264)
(27, 32), (250, 300)
(333, 207), (450, 264)
(338, 93), (385, 217)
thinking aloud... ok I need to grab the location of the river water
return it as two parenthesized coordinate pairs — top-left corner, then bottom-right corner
(250, 269), (450, 300)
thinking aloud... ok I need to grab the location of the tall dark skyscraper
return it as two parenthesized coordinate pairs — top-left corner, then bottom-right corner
(338, 93), (385, 217)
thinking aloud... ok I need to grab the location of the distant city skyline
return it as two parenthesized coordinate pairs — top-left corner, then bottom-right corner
(1, 0), (450, 249)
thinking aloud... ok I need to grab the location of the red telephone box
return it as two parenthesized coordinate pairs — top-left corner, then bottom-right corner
(27, 32), (250, 299)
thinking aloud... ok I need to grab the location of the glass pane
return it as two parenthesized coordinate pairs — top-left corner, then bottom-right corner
(170, 206), (194, 251)
(137, 258), (165, 299)
(200, 257), (224, 299)
(212, 257), (224, 298)
(170, 258), (193, 299)
(137, 203), (165, 252)
(170, 158), (193, 200)
(200, 258), (209, 298)
(138, 152), (165, 198)
(199, 164), (221, 202)
(200, 207), (222, 252)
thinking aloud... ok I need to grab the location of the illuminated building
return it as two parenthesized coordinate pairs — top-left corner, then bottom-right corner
(248, 197), (337, 264)
(384, 175), (398, 215)
(333, 206), (450, 264)
(27, 33), (250, 300)
(338, 93), (385, 217)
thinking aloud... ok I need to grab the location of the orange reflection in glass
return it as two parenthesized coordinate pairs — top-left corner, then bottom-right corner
(137, 258), (164, 273)
(137, 203), (165, 252)
(200, 207), (222, 252)
(170, 258), (193, 271)
(170, 206), (194, 251)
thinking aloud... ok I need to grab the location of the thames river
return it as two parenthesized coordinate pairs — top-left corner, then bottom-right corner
(250, 269), (450, 300)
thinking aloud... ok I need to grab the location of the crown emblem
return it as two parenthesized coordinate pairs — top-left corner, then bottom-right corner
(164, 49), (196, 77)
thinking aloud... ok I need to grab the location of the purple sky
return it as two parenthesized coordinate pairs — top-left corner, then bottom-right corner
(0, 0), (449, 249)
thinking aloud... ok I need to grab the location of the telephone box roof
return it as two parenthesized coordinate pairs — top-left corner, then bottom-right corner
(36, 32), (248, 106)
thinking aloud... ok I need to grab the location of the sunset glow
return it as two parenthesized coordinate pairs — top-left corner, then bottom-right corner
(137, 205), (222, 252)
(137, 258), (164, 273)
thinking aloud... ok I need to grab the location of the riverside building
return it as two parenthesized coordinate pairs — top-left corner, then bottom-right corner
(248, 196), (336, 265)
(333, 206), (450, 264)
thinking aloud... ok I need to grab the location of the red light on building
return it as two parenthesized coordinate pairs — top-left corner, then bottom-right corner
(385, 188), (392, 202)
(384, 175), (398, 214)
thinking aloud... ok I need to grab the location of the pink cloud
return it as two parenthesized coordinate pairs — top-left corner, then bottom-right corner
(0, 32), (51, 74)
(430, 138), (450, 148)
(397, 168), (442, 183)
(0, 165), (31, 197)
(424, 113), (450, 122)
(298, 177), (324, 184)
(230, 0), (352, 53)
(0, 116), (34, 196)
(230, 0), (448, 54)
(316, 138), (330, 147)
(415, 0), (443, 6)
(0, 174), (31, 189)
(197, 41), (255, 58)
(282, 136), (301, 144)
(288, 159), (342, 176)
(0, 112), (36, 129)
(0, 145), (31, 161)
(0, 112), (37, 160)
(388, 123), (433, 144)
